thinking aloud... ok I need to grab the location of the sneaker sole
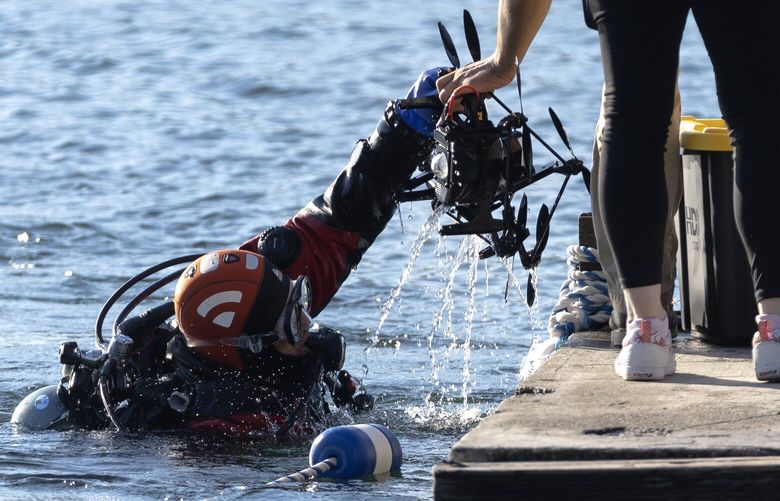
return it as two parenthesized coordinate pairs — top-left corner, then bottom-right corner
(614, 343), (676, 381)
(754, 341), (780, 382)
(614, 360), (676, 381)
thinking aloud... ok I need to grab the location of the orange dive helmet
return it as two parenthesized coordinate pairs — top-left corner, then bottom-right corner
(173, 249), (293, 369)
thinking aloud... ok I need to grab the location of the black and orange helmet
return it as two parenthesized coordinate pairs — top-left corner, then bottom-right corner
(173, 249), (291, 369)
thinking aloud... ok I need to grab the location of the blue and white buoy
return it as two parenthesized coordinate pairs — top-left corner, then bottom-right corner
(310, 423), (402, 478)
(266, 424), (402, 487)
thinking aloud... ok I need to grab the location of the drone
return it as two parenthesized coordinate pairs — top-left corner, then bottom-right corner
(396, 10), (591, 306)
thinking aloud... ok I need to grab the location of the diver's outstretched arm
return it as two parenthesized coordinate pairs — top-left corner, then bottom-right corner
(240, 69), (442, 315)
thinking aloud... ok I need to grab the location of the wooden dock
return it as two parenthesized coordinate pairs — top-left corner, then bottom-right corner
(433, 331), (780, 499)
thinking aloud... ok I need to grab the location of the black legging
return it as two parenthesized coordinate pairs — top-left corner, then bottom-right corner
(588, 0), (780, 301)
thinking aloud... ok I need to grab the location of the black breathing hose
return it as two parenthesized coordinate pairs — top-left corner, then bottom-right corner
(94, 254), (201, 350)
(111, 269), (184, 337)
(98, 359), (126, 432)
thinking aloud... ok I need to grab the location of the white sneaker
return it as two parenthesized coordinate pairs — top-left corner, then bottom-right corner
(753, 314), (780, 382)
(614, 317), (675, 381)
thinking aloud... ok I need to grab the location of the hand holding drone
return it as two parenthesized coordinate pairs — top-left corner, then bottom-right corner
(396, 10), (591, 305)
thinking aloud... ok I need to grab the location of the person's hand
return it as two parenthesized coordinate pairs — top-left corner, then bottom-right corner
(436, 53), (516, 105)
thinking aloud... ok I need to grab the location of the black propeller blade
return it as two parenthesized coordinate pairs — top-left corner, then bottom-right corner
(526, 273), (536, 307)
(438, 22), (461, 69)
(518, 193), (528, 229)
(516, 63), (524, 115)
(549, 107), (591, 192)
(581, 166), (592, 194)
(548, 107), (575, 158)
(524, 202), (549, 307)
(535, 203), (550, 261)
(522, 126), (533, 173)
(463, 10), (481, 62)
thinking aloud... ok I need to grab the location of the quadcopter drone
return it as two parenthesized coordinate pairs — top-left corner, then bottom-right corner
(396, 10), (591, 305)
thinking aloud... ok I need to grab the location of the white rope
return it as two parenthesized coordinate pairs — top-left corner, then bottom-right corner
(265, 457), (338, 487)
(548, 245), (612, 339)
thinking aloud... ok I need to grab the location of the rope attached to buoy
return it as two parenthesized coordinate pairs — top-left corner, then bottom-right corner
(265, 457), (338, 487)
(547, 245), (612, 339)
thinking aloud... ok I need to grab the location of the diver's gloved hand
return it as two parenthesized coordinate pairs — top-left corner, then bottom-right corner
(395, 67), (448, 138)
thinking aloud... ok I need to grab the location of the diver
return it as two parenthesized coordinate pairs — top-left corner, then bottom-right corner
(12, 68), (443, 435)
(169, 66), (442, 434)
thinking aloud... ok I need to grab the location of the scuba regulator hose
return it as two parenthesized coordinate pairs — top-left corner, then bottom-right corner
(94, 254), (200, 350)
(98, 358), (124, 432)
(93, 254), (201, 430)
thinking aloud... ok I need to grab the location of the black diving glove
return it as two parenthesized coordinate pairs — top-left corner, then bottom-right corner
(305, 69), (447, 242)
(394, 66), (447, 138)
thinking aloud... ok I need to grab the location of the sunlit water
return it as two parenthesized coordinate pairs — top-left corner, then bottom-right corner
(0, 1), (717, 499)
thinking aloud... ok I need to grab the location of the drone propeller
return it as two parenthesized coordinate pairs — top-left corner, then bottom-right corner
(503, 253), (515, 303)
(463, 10), (481, 62)
(438, 22), (461, 69)
(516, 62), (524, 115)
(522, 126), (533, 173)
(548, 107), (574, 158)
(503, 195), (530, 302)
(523, 203), (550, 306)
(517, 193), (528, 230)
(514, 64), (534, 174)
(548, 107), (592, 193)
(438, 13), (518, 116)
(526, 273), (536, 307)
(533, 203), (551, 264)
(580, 164), (592, 193)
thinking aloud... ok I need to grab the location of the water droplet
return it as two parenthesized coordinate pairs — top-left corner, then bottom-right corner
(17, 232), (29, 243)
(64, 270), (73, 277)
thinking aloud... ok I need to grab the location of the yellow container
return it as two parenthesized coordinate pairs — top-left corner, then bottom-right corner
(676, 115), (755, 345)
(679, 116), (731, 152)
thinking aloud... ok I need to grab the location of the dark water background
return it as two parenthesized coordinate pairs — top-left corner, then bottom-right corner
(0, 1), (717, 499)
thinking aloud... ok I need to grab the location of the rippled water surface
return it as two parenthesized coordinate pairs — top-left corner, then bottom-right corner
(0, 1), (717, 499)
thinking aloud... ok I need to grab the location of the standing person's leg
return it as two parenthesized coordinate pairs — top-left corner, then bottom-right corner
(661, 86), (684, 336)
(692, 0), (780, 380)
(592, 84), (683, 346)
(589, 0), (688, 380)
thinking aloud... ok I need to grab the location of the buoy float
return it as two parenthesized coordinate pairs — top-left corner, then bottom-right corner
(310, 423), (402, 478)
(266, 424), (402, 486)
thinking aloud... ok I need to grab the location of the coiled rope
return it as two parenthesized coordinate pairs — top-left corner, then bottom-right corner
(547, 245), (612, 339)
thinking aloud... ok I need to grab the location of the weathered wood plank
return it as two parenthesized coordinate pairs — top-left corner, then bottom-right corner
(434, 457), (780, 500)
(578, 212), (597, 248)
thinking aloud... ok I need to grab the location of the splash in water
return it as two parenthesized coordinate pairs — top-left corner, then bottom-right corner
(460, 236), (480, 405)
(527, 267), (542, 329)
(368, 205), (446, 352)
(427, 235), (476, 392)
(371, 208), (547, 429)
(403, 399), (484, 434)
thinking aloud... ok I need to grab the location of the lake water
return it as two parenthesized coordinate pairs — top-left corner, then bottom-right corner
(0, 1), (718, 499)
